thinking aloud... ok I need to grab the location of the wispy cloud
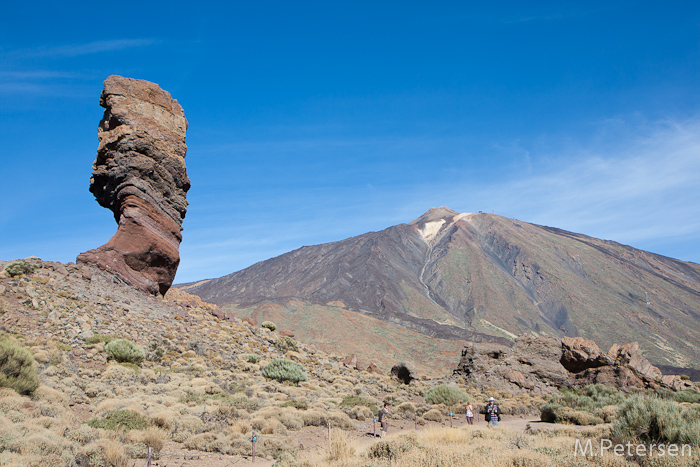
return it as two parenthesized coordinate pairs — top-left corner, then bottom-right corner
(0, 38), (157, 60)
(446, 118), (700, 257)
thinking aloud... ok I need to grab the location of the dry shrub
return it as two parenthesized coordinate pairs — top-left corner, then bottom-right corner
(26, 415), (69, 435)
(327, 429), (355, 462)
(6, 410), (27, 424)
(151, 409), (178, 429)
(251, 417), (286, 434)
(230, 420), (252, 434)
(132, 426), (168, 452)
(174, 414), (203, 434)
(423, 408), (444, 422)
(77, 439), (129, 467)
(300, 410), (325, 426)
(0, 421), (21, 451)
(309, 410), (353, 429)
(184, 432), (229, 452)
(421, 426), (473, 444)
(64, 424), (99, 445)
(396, 401), (416, 419)
(34, 384), (68, 406)
(593, 404), (619, 423)
(278, 411), (304, 430)
(7, 432), (66, 457)
(348, 405), (373, 421)
(0, 394), (26, 413)
(101, 364), (137, 383)
(367, 436), (418, 460)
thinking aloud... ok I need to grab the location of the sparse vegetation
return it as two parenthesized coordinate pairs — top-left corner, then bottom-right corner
(0, 336), (40, 395)
(261, 321), (277, 331)
(105, 338), (146, 364)
(5, 259), (700, 466)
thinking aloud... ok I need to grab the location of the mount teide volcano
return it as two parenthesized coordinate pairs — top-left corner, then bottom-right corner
(182, 207), (700, 375)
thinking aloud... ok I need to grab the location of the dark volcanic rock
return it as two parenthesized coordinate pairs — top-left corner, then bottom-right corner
(560, 336), (612, 373)
(77, 75), (189, 295)
(391, 361), (418, 384)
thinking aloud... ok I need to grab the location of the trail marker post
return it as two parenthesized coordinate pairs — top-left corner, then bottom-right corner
(373, 417), (377, 437)
(252, 432), (257, 463)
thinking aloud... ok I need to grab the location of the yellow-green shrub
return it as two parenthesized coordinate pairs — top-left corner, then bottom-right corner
(0, 337), (40, 395)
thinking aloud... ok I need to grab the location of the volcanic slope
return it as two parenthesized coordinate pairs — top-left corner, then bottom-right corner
(182, 207), (700, 374)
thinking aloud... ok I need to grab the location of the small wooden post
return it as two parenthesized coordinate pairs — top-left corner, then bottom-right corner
(252, 432), (257, 463)
(414, 412), (417, 430)
(449, 412), (453, 428)
(373, 417), (377, 437)
(147, 447), (152, 467)
(328, 421), (332, 451)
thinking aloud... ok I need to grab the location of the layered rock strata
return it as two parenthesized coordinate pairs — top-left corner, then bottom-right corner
(77, 75), (189, 295)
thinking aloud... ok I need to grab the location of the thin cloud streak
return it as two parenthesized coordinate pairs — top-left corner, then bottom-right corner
(0, 39), (157, 59)
(460, 118), (700, 254)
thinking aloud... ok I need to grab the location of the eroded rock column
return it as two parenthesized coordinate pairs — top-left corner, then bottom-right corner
(77, 75), (190, 295)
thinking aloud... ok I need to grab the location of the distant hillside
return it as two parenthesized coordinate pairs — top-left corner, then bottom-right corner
(182, 207), (700, 374)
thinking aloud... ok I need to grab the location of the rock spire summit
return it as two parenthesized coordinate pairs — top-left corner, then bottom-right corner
(77, 75), (190, 295)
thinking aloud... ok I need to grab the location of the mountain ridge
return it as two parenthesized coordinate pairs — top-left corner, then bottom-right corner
(181, 208), (700, 374)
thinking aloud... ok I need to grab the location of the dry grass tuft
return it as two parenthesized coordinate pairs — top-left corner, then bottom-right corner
(327, 429), (356, 462)
(77, 439), (129, 467)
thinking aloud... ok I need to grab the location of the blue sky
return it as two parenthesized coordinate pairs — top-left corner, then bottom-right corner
(1, 1), (699, 283)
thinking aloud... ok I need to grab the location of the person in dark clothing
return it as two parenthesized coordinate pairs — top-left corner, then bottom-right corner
(378, 402), (390, 437)
(484, 397), (502, 427)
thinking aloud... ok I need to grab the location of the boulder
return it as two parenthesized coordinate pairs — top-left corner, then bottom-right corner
(608, 343), (662, 382)
(560, 336), (611, 373)
(77, 75), (189, 296)
(341, 354), (368, 371)
(341, 354), (358, 368)
(453, 336), (568, 394)
(390, 361), (417, 384)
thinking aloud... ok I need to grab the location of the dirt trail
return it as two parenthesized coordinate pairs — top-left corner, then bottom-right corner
(131, 415), (598, 466)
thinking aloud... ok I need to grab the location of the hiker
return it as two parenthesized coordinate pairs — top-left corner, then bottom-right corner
(378, 402), (390, 437)
(465, 402), (474, 425)
(484, 397), (501, 427)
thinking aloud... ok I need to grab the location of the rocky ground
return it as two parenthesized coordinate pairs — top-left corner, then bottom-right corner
(1, 257), (697, 466)
(0, 257), (551, 466)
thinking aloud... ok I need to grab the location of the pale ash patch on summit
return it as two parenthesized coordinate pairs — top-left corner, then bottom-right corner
(415, 212), (474, 243)
(416, 219), (446, 242)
